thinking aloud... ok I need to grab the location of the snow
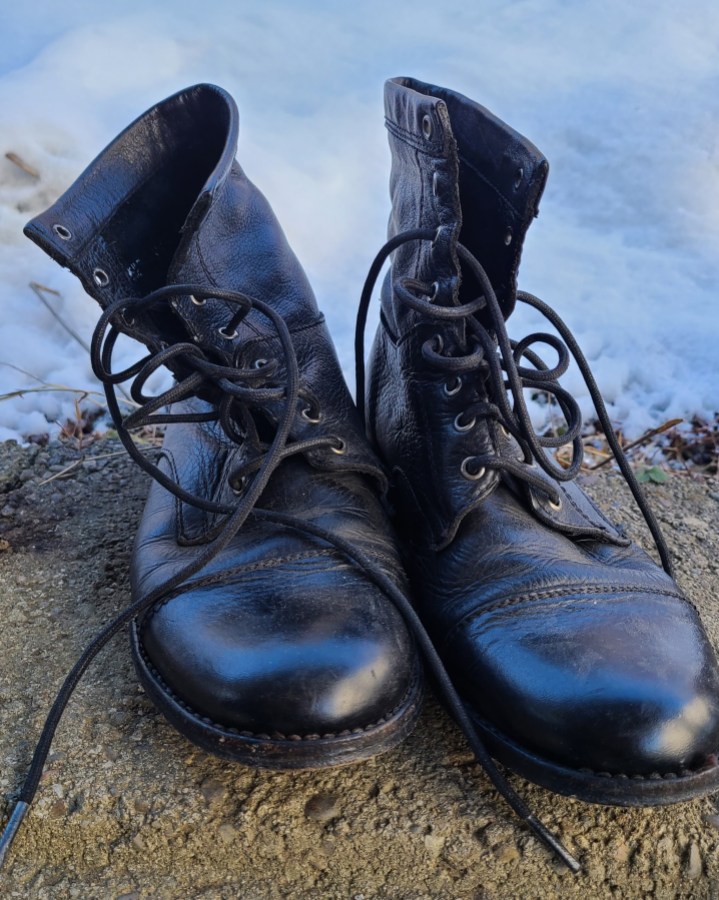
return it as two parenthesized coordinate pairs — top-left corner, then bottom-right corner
(1, 0), (718, 442)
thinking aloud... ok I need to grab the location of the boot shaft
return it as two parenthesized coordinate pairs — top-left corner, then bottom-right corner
(383, 77), (548, 331)
(24, 84), (321, 362)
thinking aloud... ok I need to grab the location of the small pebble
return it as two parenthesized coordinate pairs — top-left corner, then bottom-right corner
(49, 799), (66, 819)
(218, 823), (237, 844)
(687, 842), (702, 879)
(496, 843), (520, 864)
(200, 777), (226, 804)
(304, 793), (339, 822)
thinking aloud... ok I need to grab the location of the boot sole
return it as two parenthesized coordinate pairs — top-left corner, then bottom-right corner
(467, 702), (719, 806)
(130, 621), (423, 769)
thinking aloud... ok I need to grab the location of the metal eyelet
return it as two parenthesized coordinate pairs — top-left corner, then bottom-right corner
(190, 294), (206, 306)
(120, 308), (136, 327)
(444, 376), (462, 397)
(548, 495), (563, 511)
(253, 358), (269, 369)
(432, 171), (440, 197)
(330, 437), (347, 455)
(431, 333), (444, 353)
(52, 224), (72, 241)
(460, 458), (486, 481)
(514, 168), (524, 190)
(422, 114), (433, 139)
(428, 281), (439, 302)
(92, 268), (109, 287)
(230, 476), (248, 496)
(300, 406), (321, 424)
(504, 228), (513, 246)
(454, 412), (476, 433)
(498, 423), (510, 437)
(218, 325), (238, 340)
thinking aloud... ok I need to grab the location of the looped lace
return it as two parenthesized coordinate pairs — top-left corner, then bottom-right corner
(92, 284), (340, 516)
(355, 228), (674, 577)
(0, 279), (582, 875)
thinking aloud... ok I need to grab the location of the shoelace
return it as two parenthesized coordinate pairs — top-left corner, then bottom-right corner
(0, 281), (583, 874)
(355, 228), (673, 576)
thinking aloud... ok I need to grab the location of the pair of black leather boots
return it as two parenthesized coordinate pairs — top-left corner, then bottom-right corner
(6, 78), (719, 870)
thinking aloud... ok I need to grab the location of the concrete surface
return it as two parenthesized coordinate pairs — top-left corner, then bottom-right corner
(1, 437), (718, 899)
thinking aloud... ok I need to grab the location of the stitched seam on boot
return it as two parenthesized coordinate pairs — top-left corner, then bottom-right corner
(441, 584), (687, 649)
(139, 549), (340, 607)
(384, 118), (444, 156)
(555, 486), (617, 534)
(456, 152), (518, 217)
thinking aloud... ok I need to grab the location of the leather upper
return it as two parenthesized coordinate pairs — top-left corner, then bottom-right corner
(25, 84), (417, 738)
(367, 77), (719, 776)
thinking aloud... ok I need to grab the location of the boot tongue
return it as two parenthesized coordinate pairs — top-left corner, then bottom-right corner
(384, 77), (548, 321)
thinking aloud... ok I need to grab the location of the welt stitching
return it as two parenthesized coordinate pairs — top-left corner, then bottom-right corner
(476, 714), (718, 780)
(137, 639), (419, 742)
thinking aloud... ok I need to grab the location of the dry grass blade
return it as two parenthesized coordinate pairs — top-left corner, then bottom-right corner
(27, 284), (133, 404)
(5, 152), (39, 179)
(0, 384), (104, 403)
(37, 458), (83, 485)
(29, 281), (92, 355)
(0, 362), (138, 412)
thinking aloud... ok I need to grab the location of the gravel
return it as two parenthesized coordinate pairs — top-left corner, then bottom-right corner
(1, 437), (719, 898)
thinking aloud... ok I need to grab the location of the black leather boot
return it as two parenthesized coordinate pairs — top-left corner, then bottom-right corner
(357, 76), (719, 806)
(21, 85), (422, 771)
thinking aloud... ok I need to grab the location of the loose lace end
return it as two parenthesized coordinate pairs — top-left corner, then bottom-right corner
(525, 813), (581, 873)
(0, 801), (29, 869)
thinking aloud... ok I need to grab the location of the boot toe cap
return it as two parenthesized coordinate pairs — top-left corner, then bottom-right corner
(452, 589), (719, 777)
(139, 573), (415, 739)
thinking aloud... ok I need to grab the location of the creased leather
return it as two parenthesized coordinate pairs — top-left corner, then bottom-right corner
(367, 77), (719, 776)
(25, 84), (418, 740)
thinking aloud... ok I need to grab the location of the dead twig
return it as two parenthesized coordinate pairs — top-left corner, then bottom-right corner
(590, 418), (683, 470)
(5, 152), (39, 179)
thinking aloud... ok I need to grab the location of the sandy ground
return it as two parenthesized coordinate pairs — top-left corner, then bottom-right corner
(0, 437), (718, 899)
